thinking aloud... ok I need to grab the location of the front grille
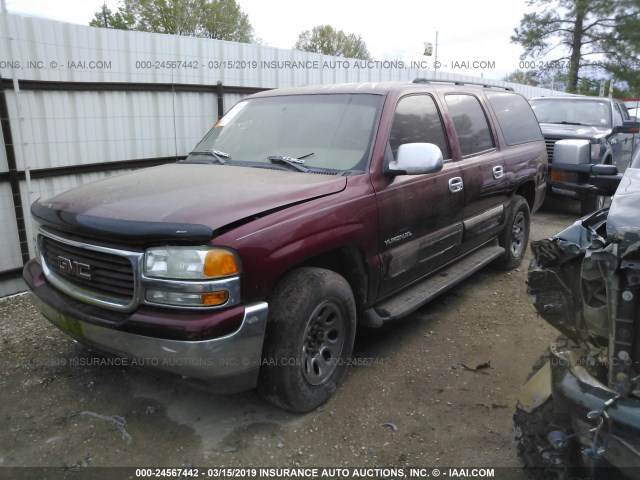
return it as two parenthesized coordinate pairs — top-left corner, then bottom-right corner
(42, 235), (135, 303)
(545, 139), (557, 163)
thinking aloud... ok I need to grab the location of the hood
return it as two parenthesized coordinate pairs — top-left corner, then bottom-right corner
(606, 167), (640, 250)
(539, 123), (609, 140)
(34, 163), (347, 243)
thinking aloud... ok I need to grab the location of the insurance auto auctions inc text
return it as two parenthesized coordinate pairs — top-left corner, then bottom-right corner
(191, 467), (496, 478)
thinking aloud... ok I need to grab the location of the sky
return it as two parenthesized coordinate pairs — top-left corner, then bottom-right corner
(3, 0), (535, 80)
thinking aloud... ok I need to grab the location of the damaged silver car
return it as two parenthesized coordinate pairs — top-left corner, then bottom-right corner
(515, 139), (640, 479)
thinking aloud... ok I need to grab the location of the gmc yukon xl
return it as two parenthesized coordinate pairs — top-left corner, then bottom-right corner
(24, 80), (547, 412)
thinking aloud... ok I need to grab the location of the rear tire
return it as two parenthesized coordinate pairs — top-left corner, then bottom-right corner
(258, 268), (356, 413)
(496, 195), (530, 270)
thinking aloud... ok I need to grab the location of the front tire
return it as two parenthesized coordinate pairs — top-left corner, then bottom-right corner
(258, 268), (356, 413)
(580, 195), (606, 216)
(497, 195), (530, 270)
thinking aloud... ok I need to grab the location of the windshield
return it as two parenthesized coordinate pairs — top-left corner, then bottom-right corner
(530, 98), (612, 128)
(189, 93), (383, 172)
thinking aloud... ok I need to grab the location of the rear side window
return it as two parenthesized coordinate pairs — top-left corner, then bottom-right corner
(389, 94), (451, 160)
(486, 92), (543, 145)
(444, 94), (495, 156)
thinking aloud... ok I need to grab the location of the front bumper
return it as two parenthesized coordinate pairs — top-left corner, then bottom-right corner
(24, 260), (268, 393)
(547, 162), (619, 200)
(550, 346), (640, 468)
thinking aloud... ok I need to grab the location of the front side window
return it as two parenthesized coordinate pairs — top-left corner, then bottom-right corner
(613, 103), (624, 127)
(619, 103), (631, 121)
(189, 93), (383, 172)
(445, 94), (495, 157)
(388, 94), (451, 160)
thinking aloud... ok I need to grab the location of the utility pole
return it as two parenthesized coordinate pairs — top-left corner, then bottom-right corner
(608, 78), (614, 99)
(102, 2), (109, 28)
(434, 31), (438, 80)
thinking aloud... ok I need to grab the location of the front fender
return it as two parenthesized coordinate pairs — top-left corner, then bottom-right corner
(214, 179), (380, 303)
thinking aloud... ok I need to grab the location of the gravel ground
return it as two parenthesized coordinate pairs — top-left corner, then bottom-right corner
(0, 199), (582, 478)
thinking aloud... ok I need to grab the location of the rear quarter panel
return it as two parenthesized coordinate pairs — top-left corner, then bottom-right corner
(482, 91), (548, 213)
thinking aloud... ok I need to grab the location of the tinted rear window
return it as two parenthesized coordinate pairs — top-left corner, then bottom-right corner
(444, 94), (495, 157)
(486, 92), (542, 145)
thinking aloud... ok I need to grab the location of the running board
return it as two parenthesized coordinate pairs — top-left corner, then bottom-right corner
(362, 243), (505, 327)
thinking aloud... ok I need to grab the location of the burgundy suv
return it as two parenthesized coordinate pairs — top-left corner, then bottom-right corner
(24, 80), (547, 412)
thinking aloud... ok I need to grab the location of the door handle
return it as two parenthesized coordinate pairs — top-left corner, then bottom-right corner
(493, 165), (504, 180)
(449, 177), (463, 193)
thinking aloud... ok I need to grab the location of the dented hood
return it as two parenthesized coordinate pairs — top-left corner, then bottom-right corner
(606, 167), (640, 245)
(33, 163), (346, 242)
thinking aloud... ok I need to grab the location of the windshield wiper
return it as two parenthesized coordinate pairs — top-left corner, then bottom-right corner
(267, 153), (314, 172)
(549, 121), (591, 126)
(187, 149), (231, 164)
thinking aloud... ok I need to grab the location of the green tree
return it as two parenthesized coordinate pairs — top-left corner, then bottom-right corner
(200, 0), (254, 41)
(502, 70), (539, 86)
(90, 0), (256, 43)
(511, 0), (640, 93)
(532, 68), (627, 96)
(294, 25), (372, 60)
(602, 8), (640, 97)
(528, 68), (569, 91)
(90, 3), (135, 30)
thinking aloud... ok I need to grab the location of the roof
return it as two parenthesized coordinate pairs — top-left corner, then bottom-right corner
(248, 80), (516, 99)
(530, 96), (623, 103)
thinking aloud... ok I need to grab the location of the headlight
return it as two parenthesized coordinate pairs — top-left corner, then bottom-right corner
(143, 246), (241, 308)
(591, 143), (602, 161)
(144, 246), (240, 279)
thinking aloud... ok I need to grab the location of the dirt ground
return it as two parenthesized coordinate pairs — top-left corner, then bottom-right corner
(0, 198), (583, 478)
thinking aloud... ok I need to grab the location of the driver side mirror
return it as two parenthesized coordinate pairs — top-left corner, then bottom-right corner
(387, 143), (444, 175)
(613, 120), (640, 135)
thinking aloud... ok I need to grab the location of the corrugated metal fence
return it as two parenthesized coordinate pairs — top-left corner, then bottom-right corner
(0, 11), (566, 296)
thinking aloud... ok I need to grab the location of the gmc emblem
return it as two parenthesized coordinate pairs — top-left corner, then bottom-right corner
(57, 255), (92, 280)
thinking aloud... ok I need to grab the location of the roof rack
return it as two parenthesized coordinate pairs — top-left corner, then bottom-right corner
(412, 78), (514, 92)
